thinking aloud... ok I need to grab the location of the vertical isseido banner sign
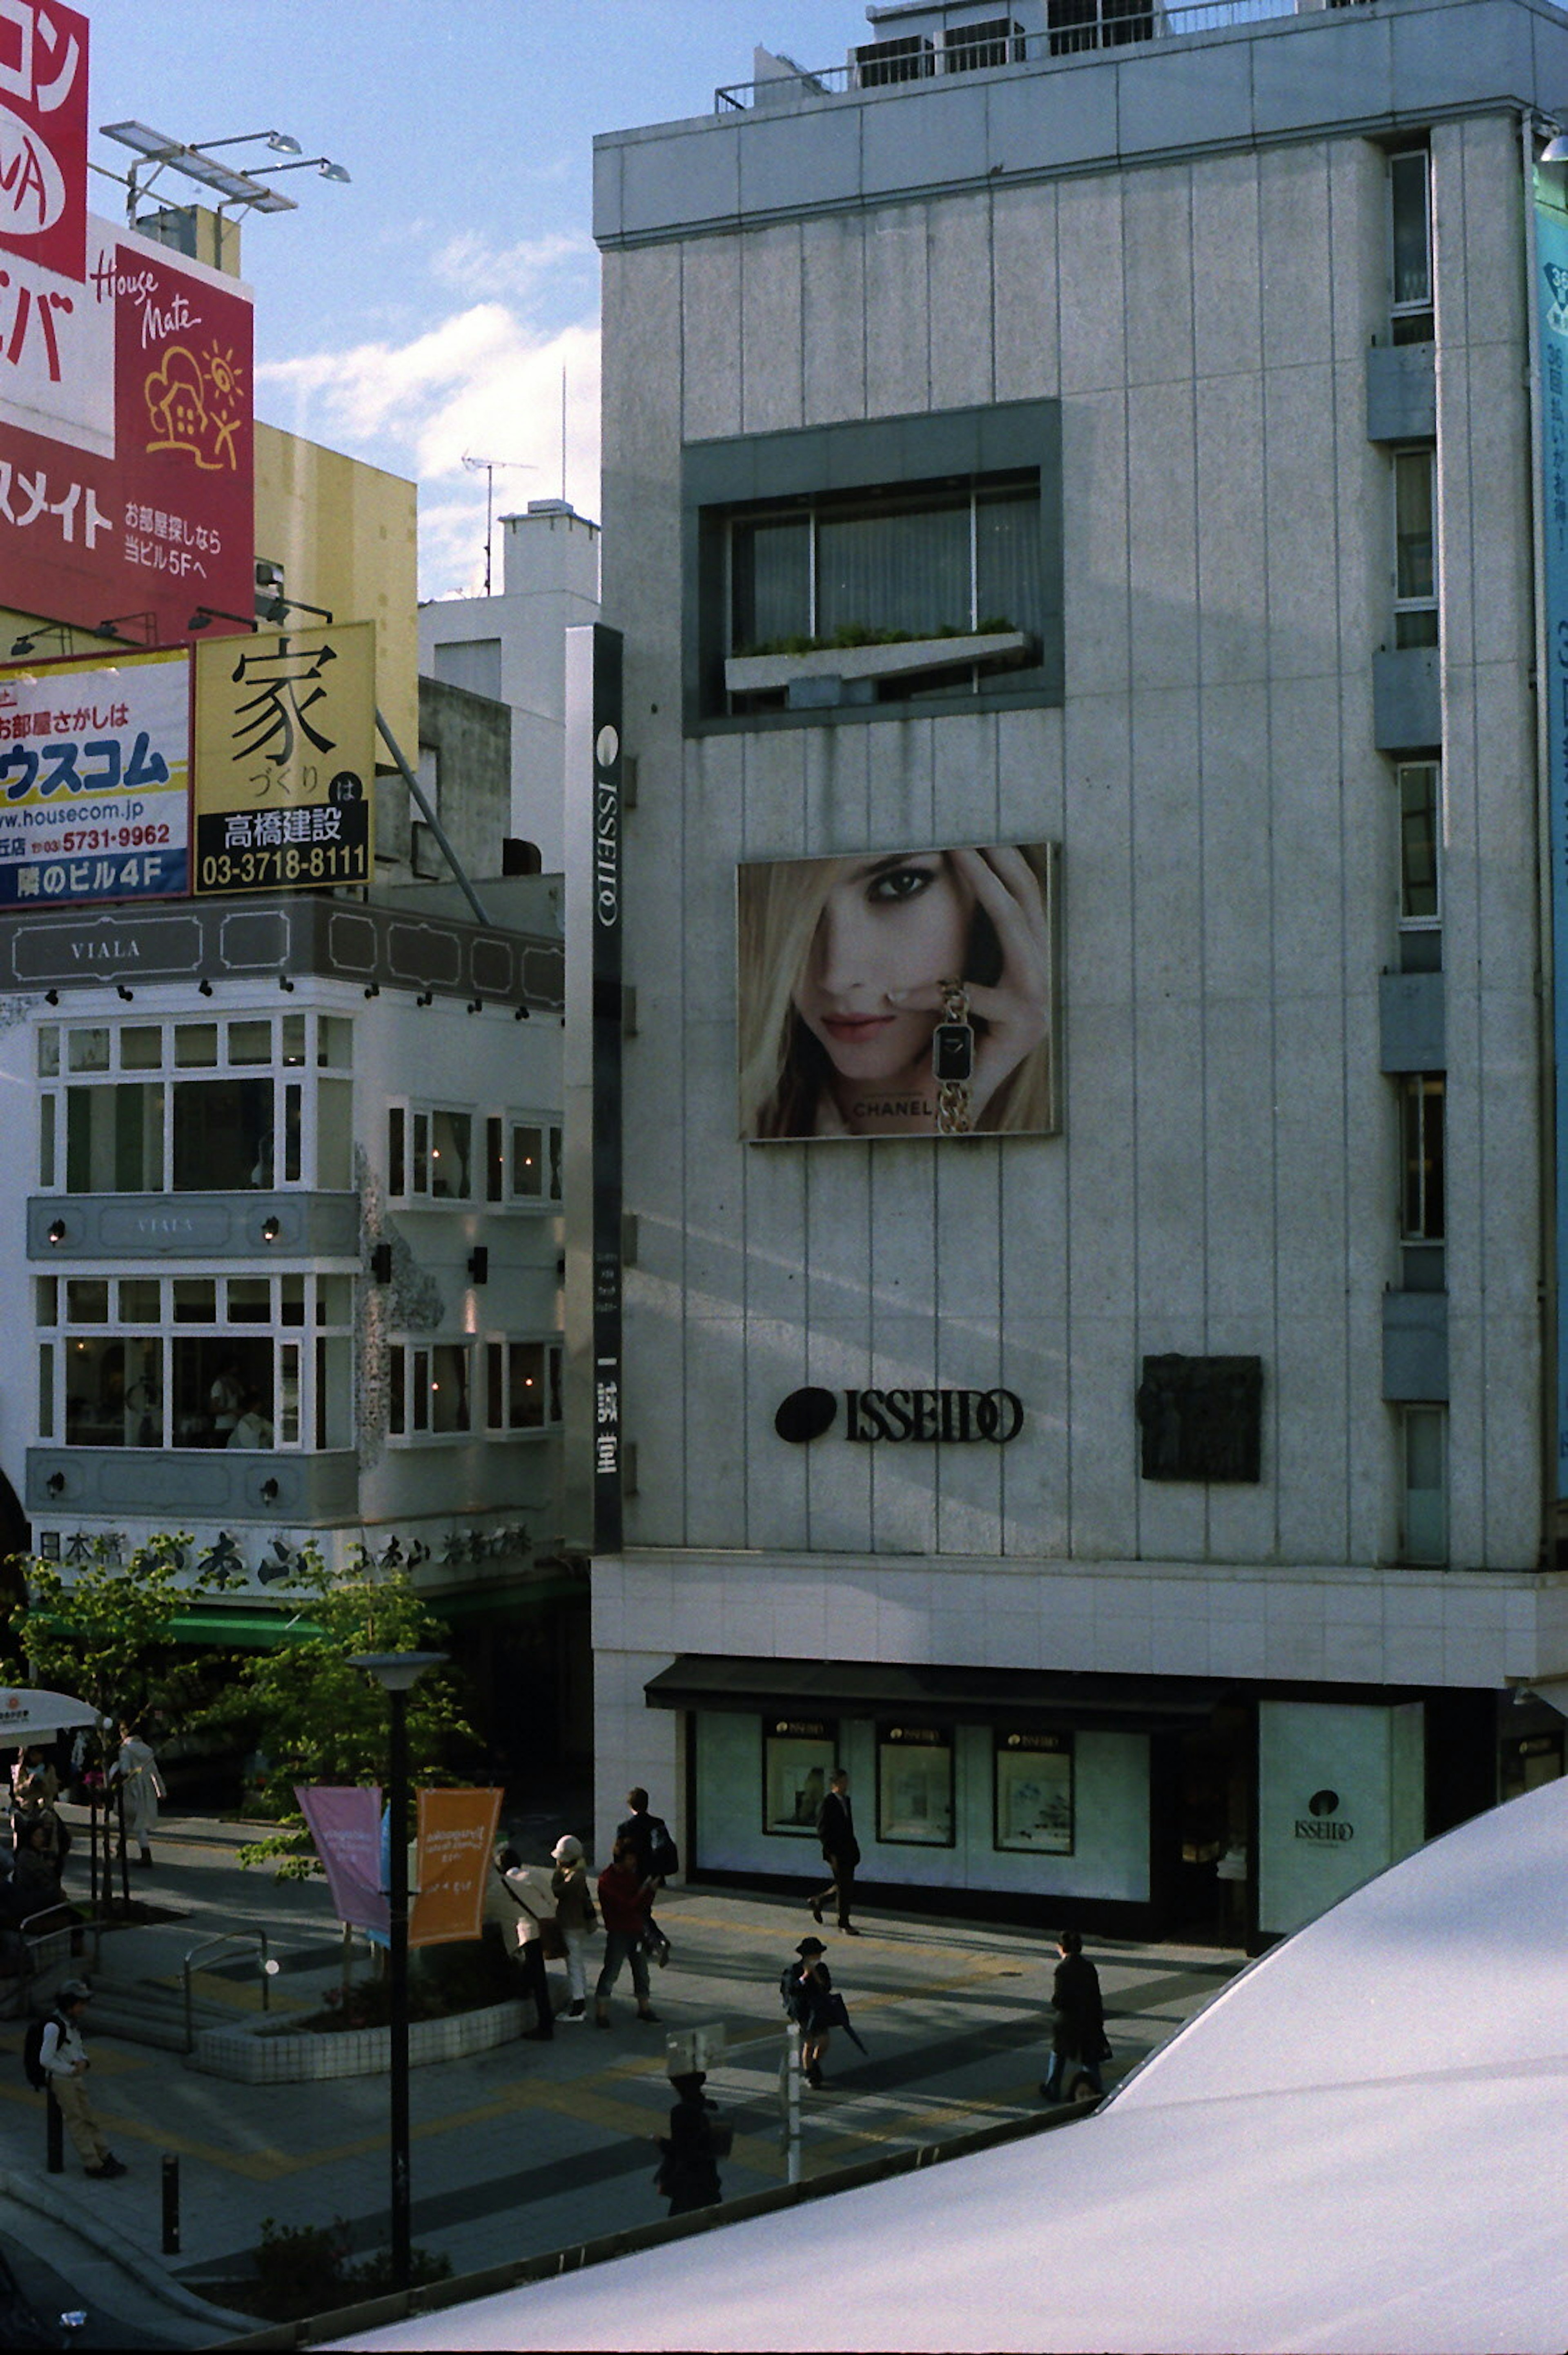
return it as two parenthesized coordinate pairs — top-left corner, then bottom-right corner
(590, 628), (624, 1550)
(1535, 168), (1568, 1495)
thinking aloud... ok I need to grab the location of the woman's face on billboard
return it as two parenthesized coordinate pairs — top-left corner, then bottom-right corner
(792, 851), (973, 1089)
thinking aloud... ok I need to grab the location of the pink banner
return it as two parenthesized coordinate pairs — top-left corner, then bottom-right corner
(296, 1784), (388, 1935)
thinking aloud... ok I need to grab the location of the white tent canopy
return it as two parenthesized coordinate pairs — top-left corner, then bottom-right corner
(332, 1773), (1568, 2355)
(0, 1688), (99, 1747)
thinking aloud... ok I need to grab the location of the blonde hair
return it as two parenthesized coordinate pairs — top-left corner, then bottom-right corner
(736, 845), (1054, 1140)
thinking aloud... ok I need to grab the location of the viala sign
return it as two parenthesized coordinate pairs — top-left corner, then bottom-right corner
(774, 1386), (1023, 1444)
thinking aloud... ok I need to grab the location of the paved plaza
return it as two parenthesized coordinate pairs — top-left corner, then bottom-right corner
(0, 1813), (1244, 2345)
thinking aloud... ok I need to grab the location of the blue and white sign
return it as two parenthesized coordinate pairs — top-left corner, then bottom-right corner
(0, 645), (189, 905)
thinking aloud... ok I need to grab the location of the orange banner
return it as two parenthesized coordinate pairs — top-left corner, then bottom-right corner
(410, 1787), (502, 1948)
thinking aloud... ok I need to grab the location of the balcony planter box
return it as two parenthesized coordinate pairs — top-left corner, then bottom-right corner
(724, 628), (1032, 694)
(192, 1996), (528, 2083)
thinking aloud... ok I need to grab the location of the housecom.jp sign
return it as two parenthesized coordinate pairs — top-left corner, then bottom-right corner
(774, 1386), (1024, 1444)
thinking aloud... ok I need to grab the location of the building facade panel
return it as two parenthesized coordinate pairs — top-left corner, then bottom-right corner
(584, 0), (1568, 1933)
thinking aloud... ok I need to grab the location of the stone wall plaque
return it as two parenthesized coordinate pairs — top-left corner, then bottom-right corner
(1136, 1355), (1262, 1483)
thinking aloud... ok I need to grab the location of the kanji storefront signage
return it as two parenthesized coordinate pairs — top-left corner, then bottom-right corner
(193, 620), (374, 894)
(0, 645), (189, 905)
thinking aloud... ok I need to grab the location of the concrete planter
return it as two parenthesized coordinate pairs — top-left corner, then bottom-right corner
(192, 1997), (527, 2084)
(724, 628), (1030, 693)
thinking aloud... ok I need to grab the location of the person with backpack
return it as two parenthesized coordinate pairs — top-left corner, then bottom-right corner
(616, 1787), (679, 1967)
(27, 1981), (126, 2178)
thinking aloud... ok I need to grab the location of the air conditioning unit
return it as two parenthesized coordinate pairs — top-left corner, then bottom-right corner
(943, 16), (1027, 71)
(853, 34), (937, 85)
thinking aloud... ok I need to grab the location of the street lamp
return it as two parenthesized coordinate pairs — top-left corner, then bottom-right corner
(349, 1650), (446, 2293)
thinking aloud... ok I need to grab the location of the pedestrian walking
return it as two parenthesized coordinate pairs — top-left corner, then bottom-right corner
(1039, 1927), (1109, 2105)
(108, 1723), (163, 1869)
(594, 1839), (659, 2028)
(652, 2068), (731, 2216)
(809, 1767), (862, 1934)
(550, 1835), (597, 2021)
(615, 1786), (679, 1964)
(487, 1845), (556, 2040)
(36, 1981), (126, 2178)
(781, 1935), (837, 2087)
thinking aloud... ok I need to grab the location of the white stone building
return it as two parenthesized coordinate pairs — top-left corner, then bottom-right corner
(420, 502), (602, 876)
(575, 0), (1568, 1942)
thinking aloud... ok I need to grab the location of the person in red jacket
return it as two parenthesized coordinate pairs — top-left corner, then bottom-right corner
(594, 1839), (660, 2028)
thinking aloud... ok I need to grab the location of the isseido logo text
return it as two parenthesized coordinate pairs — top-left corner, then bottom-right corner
(774, 1386), (1023, 1445)
(594, 779), (617, 927)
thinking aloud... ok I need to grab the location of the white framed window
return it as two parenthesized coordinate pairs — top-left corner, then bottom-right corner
(483, 1337), (563, 1433)
(1400, 1404), (1447, 1564)
(386, 1340), (473, 1440)
(484, 1114), (563, 1206)
(1393, 448), (1438, 650)
(1388, 147), (1433, 343)
(387, 1103), (474, 1203)
(725, 473), (1045, 711)
(37, 1270), (352, 1450)
(36, 1013), (352, 1196)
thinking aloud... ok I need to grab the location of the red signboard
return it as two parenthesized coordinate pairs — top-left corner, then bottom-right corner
(0, 1), (88, 283)
(0, 218), (254, 643)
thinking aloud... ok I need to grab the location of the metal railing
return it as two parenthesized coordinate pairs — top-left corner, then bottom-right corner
(716, 0), (1363, 111)
(183, 1928), (270, 2054)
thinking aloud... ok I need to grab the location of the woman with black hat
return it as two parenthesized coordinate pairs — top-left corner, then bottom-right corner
(781, 1934), (836, 2088)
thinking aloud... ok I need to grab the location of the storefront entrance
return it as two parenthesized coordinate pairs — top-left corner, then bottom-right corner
(1156, 1702), (1256, 1947)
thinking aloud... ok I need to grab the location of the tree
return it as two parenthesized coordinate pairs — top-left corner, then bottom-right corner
(199, 1545), (479, 1879)
(19, 1531), (217, 1762)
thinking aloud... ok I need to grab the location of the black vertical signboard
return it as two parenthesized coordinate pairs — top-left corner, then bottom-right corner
(590, 628), (624, 1551)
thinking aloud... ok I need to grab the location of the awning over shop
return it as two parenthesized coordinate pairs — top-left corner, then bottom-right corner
(644, 1656), (1234, 1734)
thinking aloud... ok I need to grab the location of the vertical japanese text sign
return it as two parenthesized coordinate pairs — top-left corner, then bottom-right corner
(1535, 171), (1568, 1495)
(0, 1), (88, 283)
(193, 620), (374, 895)
(589, 627), (624, 1552)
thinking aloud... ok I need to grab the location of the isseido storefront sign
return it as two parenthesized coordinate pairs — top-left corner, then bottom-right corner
(775, 1385), (1023, 1444)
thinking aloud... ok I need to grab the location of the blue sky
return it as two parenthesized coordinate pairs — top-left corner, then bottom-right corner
(85, 2), (864, 596)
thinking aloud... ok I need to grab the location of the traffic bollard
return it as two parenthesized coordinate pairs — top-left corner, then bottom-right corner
(161, 2153), (179, 2254)
(45, 2085), (63, 2175)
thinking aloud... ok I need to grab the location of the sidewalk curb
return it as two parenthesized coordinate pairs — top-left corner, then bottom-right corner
(0, 2165), (257, 2333)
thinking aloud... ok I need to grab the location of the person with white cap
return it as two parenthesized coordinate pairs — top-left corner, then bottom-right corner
(38, 1981), (126, 2179)
(550, 1834), (597, 2021)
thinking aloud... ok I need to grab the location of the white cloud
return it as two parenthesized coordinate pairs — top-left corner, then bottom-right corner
(430, 228), (596, 301)
(256, 305), (601, 600)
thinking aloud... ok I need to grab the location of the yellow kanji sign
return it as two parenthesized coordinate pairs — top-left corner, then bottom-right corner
(193, 620), (374, 895)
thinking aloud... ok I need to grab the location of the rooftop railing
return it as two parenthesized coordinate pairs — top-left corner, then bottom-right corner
(716, 0), (1351, 111)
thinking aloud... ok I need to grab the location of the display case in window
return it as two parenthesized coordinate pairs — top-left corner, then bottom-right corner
(763, 1719), (837, 1836)
(993, 1729), (1074, 1854)
(876, 1723), (954, 1846)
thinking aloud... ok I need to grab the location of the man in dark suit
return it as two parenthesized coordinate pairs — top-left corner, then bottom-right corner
(1040, 1927), (1107, 2104)
(810, 1768), (861, 1935)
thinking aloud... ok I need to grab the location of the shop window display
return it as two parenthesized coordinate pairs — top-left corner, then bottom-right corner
(762, 1720), (837, 1837)
(876, 1723), (954, 1847)
(993, 1730), (1074, 1854)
